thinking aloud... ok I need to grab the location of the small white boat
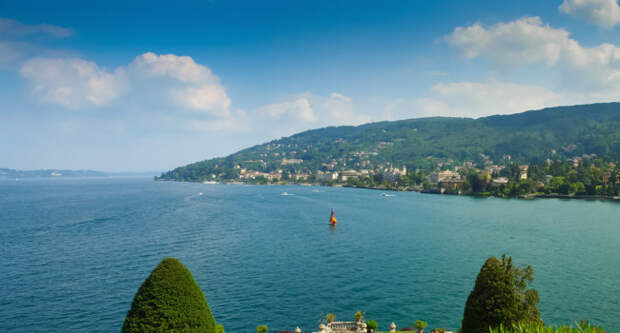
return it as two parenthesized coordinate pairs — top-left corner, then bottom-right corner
(281, 192), (294, 196)
(381, 192), (395, 197)
(198, 192), (203, 196)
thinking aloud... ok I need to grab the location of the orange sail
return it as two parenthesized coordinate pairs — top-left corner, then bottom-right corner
(329, 209), (337, 225)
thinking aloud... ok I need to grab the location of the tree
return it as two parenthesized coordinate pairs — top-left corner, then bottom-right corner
(366, 320), (378, 331)
(122, 258), (221, 332)
(466, 171), (488, 193)
(355, 311), (364, 323)
(256, 325), (269, 333)
(326, 313), (335, 323)
(414, 320), (428, 333)
(461, 255), (540, 333)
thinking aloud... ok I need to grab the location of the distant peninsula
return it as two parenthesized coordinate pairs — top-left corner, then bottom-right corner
(157, 102), (620, 199)
(1, 168), (159, 179)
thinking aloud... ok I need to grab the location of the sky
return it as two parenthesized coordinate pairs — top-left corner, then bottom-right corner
(2, 0), (620, 172)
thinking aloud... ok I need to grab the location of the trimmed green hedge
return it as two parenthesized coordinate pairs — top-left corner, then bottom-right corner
(122, 257), (220, 332)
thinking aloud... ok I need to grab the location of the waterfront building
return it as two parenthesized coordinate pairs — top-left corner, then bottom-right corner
(519, 165), (529, 180)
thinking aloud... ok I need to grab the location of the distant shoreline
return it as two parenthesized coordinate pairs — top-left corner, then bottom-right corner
(155, 179), (620, 202)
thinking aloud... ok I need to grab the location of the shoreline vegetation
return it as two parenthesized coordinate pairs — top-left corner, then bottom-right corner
(123, 256), (607, 333)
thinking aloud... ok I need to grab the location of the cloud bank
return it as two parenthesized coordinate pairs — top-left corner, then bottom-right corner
(18, 51), (371, 136)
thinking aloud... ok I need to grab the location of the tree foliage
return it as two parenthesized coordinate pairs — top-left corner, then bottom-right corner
(414, 320), (428, 332)
(122, 258), (221, 332)
(366, 320), (378, 330)
(462, 255), (540, 333)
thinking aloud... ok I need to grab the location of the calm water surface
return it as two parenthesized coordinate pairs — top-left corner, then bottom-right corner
(0, 178), (619, 332)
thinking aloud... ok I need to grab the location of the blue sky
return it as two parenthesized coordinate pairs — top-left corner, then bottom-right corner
(2, 0), (620, 171)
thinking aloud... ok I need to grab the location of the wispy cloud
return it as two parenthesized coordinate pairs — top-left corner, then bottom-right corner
(254, 92), (371, 138)
(258, 97), (316, 122)
(384, 81), (563, 120)
(0, 17), (74, 39)
(0, 18), (74, 68)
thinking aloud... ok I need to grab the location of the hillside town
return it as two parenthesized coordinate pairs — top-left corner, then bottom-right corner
(196, 151), (620, 199)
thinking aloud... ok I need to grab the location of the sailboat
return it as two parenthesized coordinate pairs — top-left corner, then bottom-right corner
(329, 209), (337, 225)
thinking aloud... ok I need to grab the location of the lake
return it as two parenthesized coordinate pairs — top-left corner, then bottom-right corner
(0, 177), (618, 332)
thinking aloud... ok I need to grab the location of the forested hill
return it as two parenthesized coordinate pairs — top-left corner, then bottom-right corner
(157, 102), (620, 182)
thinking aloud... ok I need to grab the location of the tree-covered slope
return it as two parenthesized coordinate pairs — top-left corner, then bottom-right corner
(157, 103), (620, 182)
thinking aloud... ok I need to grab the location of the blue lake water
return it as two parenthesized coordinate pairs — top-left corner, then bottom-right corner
(0, 177), (619, 332)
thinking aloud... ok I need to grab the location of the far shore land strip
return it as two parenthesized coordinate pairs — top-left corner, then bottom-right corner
(158, 157), (620, 201)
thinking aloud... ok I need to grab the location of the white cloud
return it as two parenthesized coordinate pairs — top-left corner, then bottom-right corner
(428, 81), (564, 117)
(0, 18), (73, 39)
(189, 109), (250, 132)
(19, 57), (127, 109)
(559, 0), (620, 29)
(324, 92), (371, 125)
(255, 92), (371, 138)
(384, 81), (564, 120)
(128, 52), (231, 116)
(446, 17), (569, 66)
(129, 52), (216, 84)
(446, 16), (620, 90)
(258, 97), (316, 122)
(171, 84), (231, 115)
(19, 52), (232, 118)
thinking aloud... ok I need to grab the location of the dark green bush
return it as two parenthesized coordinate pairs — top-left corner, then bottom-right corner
(414, 320), (428, 333)
(122, 257), (220, 332)
(462, 255), (540, 333)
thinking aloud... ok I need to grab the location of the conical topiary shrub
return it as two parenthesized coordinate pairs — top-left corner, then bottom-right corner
(122, 257), (220, 332)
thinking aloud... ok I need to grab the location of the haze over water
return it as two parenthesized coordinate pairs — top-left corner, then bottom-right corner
(1, 178), (618, 332)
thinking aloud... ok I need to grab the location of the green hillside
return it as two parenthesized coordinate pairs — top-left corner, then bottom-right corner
(157, 103), (620, 182)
